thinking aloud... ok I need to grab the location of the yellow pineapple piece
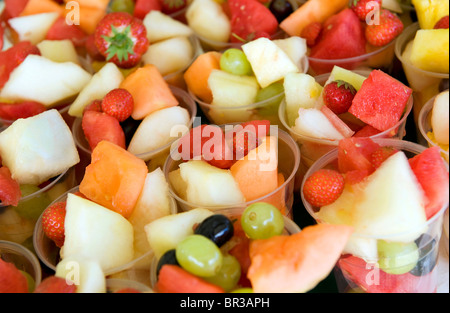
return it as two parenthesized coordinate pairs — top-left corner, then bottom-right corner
(410, 29), (449, 73)
(412, 0), (449, 29)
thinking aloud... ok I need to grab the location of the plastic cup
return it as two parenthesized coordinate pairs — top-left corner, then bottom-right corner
(0, 240), (42, 292)
(148, 206), (301, 291)
(278, 70), (413, 189)
(33, 186), (178, 283)
(72, 85), (197, 183)
(193, 57), (309, 127)
(0, 167), (76, 250)
(105, 279), (153, 293)
(163, 125), (300, 219)
(395, 22), (449, 143)
(301, 138), (449, 293)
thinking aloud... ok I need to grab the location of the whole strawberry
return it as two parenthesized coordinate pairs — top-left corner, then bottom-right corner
(42, 201), (66, 248)
(94, 12), (149, 69)
(350, 0), (382, 22)
(303, 169), (345, 207)
(365, 9), (403, 47)
(101, 88), (134, 122)
(323, 80), (357, 115)
(301, 22), (322, 47)
(434, 15), (449, 29)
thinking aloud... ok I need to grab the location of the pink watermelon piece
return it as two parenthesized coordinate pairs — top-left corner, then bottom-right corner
(338, 255), (436, 293)
(349, 70), (413, 132)
(337, 137), (381, 175)
(0, 167), (21, 207)
(0, 101), (46, 122)
(353, 125), (382, 138)
(409, 146), (449, 220)
(320, 105), (355, 138)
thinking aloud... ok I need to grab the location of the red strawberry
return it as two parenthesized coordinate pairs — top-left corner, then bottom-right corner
(94, 12), (149, 68)
(303, 169), (345, 207)
(301, 22), (322, 47)
(34, 276), (77, 293)
(0, 167), (21, 207)
(434, 15), (449, 29)
(370, 147), (398, 169)
(365, 9), (404, 47)
(323, 80), (357, 115)
(159, 0), (187, 15)
(84, 99), (103, 114)
(41, 201), (67, 248)
(101, 88), (134, 122)
(350, 0), (382, 22)
(231, 120), (270, 159)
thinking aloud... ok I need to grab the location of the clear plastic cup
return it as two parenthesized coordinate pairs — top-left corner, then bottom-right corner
(301, 138), (449, 293)
(0, 240), (42, 292)
(163, 126), (300, 219)
(148, 206), (301, 291)
(105, 278), (153, 293)
(278, 70), (413, 189)
(193, 57), (309, 127)
(33, 186), (178, 282)
(0, 167), (76, 249)
(395, 22), (449, 143)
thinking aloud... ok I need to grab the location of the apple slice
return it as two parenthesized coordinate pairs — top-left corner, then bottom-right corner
(8, 12), (60, 45)
(143, 10), (193, 43)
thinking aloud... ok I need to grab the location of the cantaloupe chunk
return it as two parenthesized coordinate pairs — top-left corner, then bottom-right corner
(64, 0), (110, 11)
(20, 0), (65, 16)
(280, 0), (348, 37)
(230, 136), (279, 202)
(64, 5), (106, 35)
(248, 224), (353, 293)
(79, 141), (148, 219)
(263, 173), (288, 216)
(184, 51), (222, 103)
(120, 64), (179, 120)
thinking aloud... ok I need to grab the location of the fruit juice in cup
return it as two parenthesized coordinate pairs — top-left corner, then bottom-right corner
(0, 240), (42, 292)
(33, 185), (179, 287)
(164, 124), (300, 219)
(301, 138), (449, 293)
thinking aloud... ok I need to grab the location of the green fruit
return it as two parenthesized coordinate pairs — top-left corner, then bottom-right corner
(204, 254), (241, 292)
(110, 0), (135, 14)
(14, 185), (51, 220)
(231, 288), (254, 293)
(241, 202), (284, 240)
(220, 49), (253, 76)
(255, 82), (284, 116)
(19, 270), (35, 293)
(377, 240), (420, 275)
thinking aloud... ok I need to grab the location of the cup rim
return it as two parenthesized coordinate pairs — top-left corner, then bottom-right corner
(105, 278), (154, 293)
(301, 138), (449, 240)
(33, 185), (178, 276)
(163, 125), (301, 211)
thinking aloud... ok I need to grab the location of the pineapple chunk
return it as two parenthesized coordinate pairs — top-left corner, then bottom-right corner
(412, 0), (449, 29)
(410, 29), (449, 73)
(327, 66), (367, 90)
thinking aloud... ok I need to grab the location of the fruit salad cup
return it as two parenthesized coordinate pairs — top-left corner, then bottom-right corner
(0, 240), (42, 292)
(302, 138), (449, 293)
(105, 278), (153, 293)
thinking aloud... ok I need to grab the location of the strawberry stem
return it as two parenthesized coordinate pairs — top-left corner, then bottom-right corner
(102, 25), (135, 62)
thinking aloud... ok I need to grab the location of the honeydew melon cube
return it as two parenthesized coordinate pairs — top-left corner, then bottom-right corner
(8, 12), (59, 45)
(143, 10), (193, 43)
(37, 40), (80, 65)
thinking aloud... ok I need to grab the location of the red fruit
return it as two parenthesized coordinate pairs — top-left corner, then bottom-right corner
(231, 120), (270, 159)
(85, 34), (104, 61)
(434, 15), (449, 29)
(46, 17), (87, 47)
(353, 125), (382, 137)
(344, 169), (370, 185)
(81, 110), (126, 151)
(0, 24), (4, 51)
(34, 276), (77, 293)
(370, 146), (398, 169)
(0, 259), (29, 293)
(337, 137), (380, 174)
(2, 0), (29, 19)
(101, 88), (134, 122)
(0, 101), (46, 122)
(134, 0), (162, 20)
(94, 12), (149, 68)
(228, 218), (252, 288)
(301, 22), (322, 47)
(323, 80), (357, 115)
(303, 169), (345, 207)
(349, 0), (382, 22)
(228, 0), (279, 43)
(0, 167), (21, 207)
(159, 0), (188, 15)
(41, 201), (67, 248)
(365, 9), (404, 47)
(84, 99), (103, 113)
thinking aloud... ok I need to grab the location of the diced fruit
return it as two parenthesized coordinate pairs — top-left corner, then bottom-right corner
(349, 70), (412, 132)
(353, 125), (382, 137)
(45, 16), (87, 47)
(370, 147), (399, 169)
(19, 0), (64, 16)
(377, 240), (420, 275)
(143, 10), (193, 43)
(301, 22), (322, 47)
(247, 224), (353, 293)
(320, 105), (356, 138)
(337, 137), (381, 174)
(0, 110), (80, 186)
(134, 0), (162, 20)
(431, 91), (449, 145)
(61, 193), (134, 272)
(8, 12), (60, 45)
(194, 214), (235, 248)
(293, 108), (346, 140)
(409, 29), (449, 73)
(101, 88), (134, 122)
(33, 276), (77, 293)
(79, 141), (147, 218)
(241, 202), (284, 239)
(365, 9), (404, 47)
(350, 0), (382, 21)
(231, 120), (271, 160)
(37, 40), (80, 64)
(0, 258), (29, 293)
(303, 169), (345, 207)
(203, 253), (241, 292)
(109, 0), (135, 14)
(160, 0), (188, 15)
(273, 36), (308, 72)
(434, 15), (449, 29)
(82, 110), (126, 151)
(323, 80), (356, 115)
(14, 184), (51, 220)
(328, 66), (367, 91)
(412, 0), (449, 30)
(2, 0), (29, 19)
(220, 48), (252, 76)
(42, 201), (66, 248)
(0, 167), (21, 207)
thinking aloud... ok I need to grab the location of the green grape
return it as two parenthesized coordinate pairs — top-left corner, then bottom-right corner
(377, 240), (420, 275)
(19, 270), (35, 292)
(231, 288), (254, 293)
(241, 202), (284, 240)
(176, 235), (223, 277)
(220, 49), (253, 76)
(110, 0), (135, 14)
(255, 82), (285, 116)
(204, 254), (241, 292)
(14, 185), (51, 220)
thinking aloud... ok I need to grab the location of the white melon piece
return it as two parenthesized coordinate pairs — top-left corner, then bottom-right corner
(128, 106), (190, 159)
(242, 37), (300, 88)
(61, 194), (135, 273)
(186, 0), (231, 43)
(0, 110), (80, 185)
(142, 36), (194, 76)
(382, 0), (403, 13)
(143, 10), (193, 43)
(179, 160), (246, 207)
(144, 208), (214, 258)
(431, 90), (449, 145)
(55, 255), (106, 293)
(68, 62), (124, 117)
(293, 108), (345, 140)
(37, 40), (80, 65)
(8, 12), (59, 45)
(0, 55), (92, 107)
(273, 36), (308, 72)
(168, 168), (188, 201)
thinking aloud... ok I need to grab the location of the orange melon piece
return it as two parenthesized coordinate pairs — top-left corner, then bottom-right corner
(64, 0), (110, 11)
(20, 0), (65, 16)
(263, 173), (288, 215)
(280, 0), (348, 37)
(75, 6), (107, 35)
(248, 224), (353, 293)
(79, 140), (148, 219)
(120, 64), (179, 120)
(183, 51), (222, 103)
(230, 136), (279, 202)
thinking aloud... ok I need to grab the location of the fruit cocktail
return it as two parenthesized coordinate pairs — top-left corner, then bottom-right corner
(301, 137), (449, 293)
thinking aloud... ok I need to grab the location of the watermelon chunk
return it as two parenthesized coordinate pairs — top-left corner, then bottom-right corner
(337, 137), (381, 175)
(81, 111), (126, 151)
(0, 167), (21, 207)
(0, 101), (46, 122)
(46, 17), (88, 47)
(349, 70), (413, 132)
(409, 146), (449, 220)
(0, 259), (29, 293)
